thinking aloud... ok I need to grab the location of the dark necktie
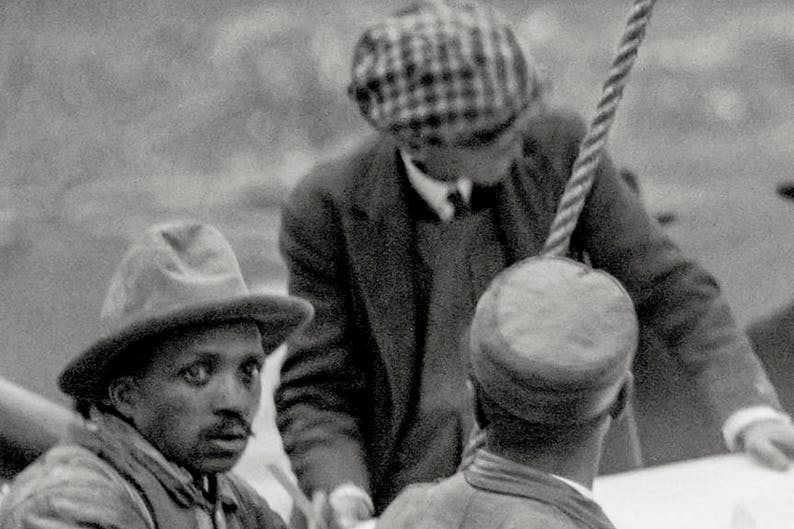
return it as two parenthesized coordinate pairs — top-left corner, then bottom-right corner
(447, 188), (471, 219)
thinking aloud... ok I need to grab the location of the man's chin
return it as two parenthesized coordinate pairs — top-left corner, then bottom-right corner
(188, 445), (247, 474)
(472, 171), (510, 187)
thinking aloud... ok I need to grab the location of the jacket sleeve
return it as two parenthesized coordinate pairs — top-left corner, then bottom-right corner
(275, 170), (372, 499)
(557, 115), (782, 425)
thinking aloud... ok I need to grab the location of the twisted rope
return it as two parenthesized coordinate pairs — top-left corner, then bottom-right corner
(459, 0), (657, 472)
(542, 0), (657, 256)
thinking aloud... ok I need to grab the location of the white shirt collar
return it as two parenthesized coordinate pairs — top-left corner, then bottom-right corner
(401, 150), (472, 222)
(550, 474), (595, 501)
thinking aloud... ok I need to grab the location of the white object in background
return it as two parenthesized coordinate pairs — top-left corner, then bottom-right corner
(730, 499), (794, 529)
(351, 520), (377, 529)
(594, 453), (794, 529)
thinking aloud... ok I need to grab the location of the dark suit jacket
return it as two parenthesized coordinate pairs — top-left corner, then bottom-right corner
(276, 108), (780, 511)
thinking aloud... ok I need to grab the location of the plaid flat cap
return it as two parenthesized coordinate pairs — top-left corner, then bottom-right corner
(349, 0), (541, 148)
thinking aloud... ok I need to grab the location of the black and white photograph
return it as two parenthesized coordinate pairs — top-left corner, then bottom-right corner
(1, 1), (793, 528)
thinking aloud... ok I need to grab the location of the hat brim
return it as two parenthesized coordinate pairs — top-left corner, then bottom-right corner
(59, 295), (313, 401)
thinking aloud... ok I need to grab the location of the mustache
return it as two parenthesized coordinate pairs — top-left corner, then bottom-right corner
(204, 418), (255, 439)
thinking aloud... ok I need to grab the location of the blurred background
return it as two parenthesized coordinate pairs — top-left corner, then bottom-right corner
(1, 0), (793, 517)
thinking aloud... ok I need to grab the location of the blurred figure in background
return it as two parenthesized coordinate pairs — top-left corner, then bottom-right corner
(0, 376), (78, 481)
(0, 220), (313, 529)
(276, 1), (794, 527)
(377, 257), (636, 529)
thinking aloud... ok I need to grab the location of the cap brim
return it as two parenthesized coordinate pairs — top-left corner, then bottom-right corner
(58, 295), (313, 401)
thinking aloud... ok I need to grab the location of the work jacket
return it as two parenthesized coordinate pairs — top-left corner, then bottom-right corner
(0, 408), (286, 529)
(377, 449), (617, 529)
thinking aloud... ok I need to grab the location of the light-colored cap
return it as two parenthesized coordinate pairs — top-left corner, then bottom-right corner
(470, 256), (638, 424)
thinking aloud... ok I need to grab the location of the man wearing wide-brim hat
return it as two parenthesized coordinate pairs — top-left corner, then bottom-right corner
(0, 220), (313, 529)
(276, 0), (794, 527)
(377, 257), (635, 529)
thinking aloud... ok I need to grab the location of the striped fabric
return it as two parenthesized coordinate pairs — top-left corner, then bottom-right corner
(349, 0), (541, 148)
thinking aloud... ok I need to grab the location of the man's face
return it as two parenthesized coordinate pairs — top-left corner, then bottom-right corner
(411, 115), (525, 185)
(121, 321), (265, 475)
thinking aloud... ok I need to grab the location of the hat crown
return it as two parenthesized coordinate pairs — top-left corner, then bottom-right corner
(100, 220), (249, 336)
(59, 220), (314, 402)
(470, 257), (639, 424)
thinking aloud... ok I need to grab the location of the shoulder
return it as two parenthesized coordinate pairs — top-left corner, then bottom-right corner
(521, 107), (587, 168)
(378, 479), (579, 529)
(461, 489), (582, 529)
(5, 444), (121, 494)
(377, 476), (474, 529)
(495, 501), (582, 529)
(285, 135), (390, 210)
(0, 445), (150, 528)
(524, 107), (587, 146)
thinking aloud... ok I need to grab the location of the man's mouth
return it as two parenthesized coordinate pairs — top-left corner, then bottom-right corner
(204, 421), (253, 448)
(209, 431), (247, 441)
(205, 429), (250, 454)
(207, 436), (248, 452)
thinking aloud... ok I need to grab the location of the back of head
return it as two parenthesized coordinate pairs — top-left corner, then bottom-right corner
(469, 256), (639, 429)
(348, 0), (544, 149)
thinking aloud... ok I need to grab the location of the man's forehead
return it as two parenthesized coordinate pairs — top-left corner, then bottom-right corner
(152, 321), (265, 361)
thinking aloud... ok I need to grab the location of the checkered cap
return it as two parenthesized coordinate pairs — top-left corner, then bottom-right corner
(349, 0), (541, 147)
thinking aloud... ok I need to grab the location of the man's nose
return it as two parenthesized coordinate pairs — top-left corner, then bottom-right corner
(213, 374), (256, 414)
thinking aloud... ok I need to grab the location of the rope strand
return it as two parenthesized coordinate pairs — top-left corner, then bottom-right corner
(542, 0), (657, 256)
(459, 0), (658, 472)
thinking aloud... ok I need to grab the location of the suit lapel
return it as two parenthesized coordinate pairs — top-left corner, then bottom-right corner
(493, 155), (560, 264)
(347, 144), (561, 380)
(342, 138), (569, 469)
(459, 150), (564, 306)
(346, 140), (420, 441)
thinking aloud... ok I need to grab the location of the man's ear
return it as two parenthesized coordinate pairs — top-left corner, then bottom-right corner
(402, 141), (429, 164)
(107, 376), (140, 421)
(608, 372), (634, 420)
(470, 379), (490, 429)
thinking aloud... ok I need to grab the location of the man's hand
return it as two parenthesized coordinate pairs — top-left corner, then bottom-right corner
(311, 484), (375, 529)
(308, 491), (330, 529)
(741, 419), (794, 471)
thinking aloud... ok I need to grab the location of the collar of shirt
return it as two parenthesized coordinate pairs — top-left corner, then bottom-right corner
(550, 473), (595, 501)
(469, 448), (596, 502)
(401, 150), (472, 221)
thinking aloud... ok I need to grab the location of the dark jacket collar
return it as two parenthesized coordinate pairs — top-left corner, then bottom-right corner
(350, 136), (407, 223)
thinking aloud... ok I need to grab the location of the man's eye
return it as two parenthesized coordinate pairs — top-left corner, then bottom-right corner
(241, 362), (262, 382)
(181, 364), (210, 385)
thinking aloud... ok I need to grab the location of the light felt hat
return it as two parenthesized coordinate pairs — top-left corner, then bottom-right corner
(470, 256), (638, 424)
(59, 220), (313, 401)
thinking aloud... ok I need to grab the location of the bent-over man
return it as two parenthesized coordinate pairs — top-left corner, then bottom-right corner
(276, 1), (794, 527)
